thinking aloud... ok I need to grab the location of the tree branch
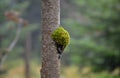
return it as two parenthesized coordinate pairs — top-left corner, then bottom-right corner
(0, 20), (23, 68)
(7, 19), (23, 51)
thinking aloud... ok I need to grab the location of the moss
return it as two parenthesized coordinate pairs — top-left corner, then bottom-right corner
(52, 26), (70, 48)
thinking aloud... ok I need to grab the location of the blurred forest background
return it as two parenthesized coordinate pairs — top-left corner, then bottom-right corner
(0, 0), (120, 78)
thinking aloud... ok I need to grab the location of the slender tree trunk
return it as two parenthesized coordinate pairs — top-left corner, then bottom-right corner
(41, 0), (60, 78)
(0, 35), (2, 68)
(24, 33), (31, 78)
(0, 35), (2, 48)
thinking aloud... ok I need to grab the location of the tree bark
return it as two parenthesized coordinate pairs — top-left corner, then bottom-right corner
(41, 0), (60, 78)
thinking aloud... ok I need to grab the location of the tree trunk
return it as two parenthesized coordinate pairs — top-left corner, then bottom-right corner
(41, 0), (60, 78)
(24, 33), (31, 78)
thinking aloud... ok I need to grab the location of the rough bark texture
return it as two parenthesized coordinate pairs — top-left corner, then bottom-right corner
(41, 0), (60, 78)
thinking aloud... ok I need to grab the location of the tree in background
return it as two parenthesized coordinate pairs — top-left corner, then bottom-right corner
(24, 33), (32, 78)
(0, 1), (38, 78)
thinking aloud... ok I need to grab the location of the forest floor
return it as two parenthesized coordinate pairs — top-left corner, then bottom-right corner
(0, 59), (119, 78)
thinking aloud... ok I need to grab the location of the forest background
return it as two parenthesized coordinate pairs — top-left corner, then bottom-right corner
(0, 0), (120, 78)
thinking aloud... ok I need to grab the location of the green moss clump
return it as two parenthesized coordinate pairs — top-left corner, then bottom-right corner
(52, 26), (70, 48)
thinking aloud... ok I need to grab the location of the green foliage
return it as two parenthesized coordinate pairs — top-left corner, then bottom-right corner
(78, 0), (120, 71)
(52, 26), (70, 48)
(0, 0), (40, 64)
(0, 0), (10, 23)
(12, 1), (29, 12)
(61, 0), (120, 73)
